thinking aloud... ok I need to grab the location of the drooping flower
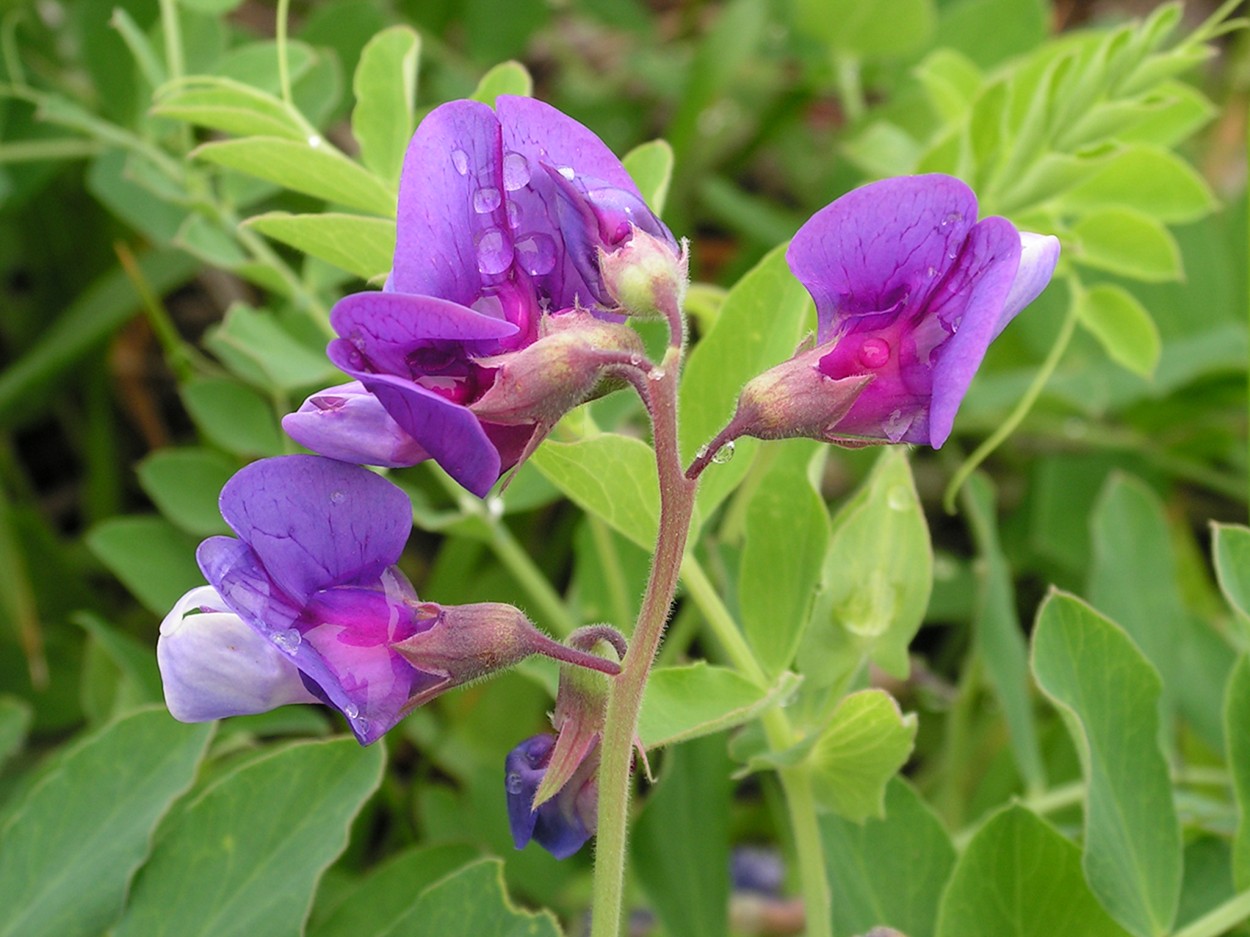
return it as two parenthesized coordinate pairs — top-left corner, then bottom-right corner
(158, 455), (616, 744)
(284, 96), (676, 498)
(698, 175), (1059, 464)
(506, 733), (599, 860)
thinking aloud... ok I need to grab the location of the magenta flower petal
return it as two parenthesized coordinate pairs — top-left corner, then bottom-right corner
(214, 455), (412, 605)
(392, 100), (507, 303)
(788, 175), (979, 344)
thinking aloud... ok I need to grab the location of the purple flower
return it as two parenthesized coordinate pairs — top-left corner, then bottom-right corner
(284, 96), (674, 497)
(782, 174), (1060, 447)
(506, 734), (598, 860)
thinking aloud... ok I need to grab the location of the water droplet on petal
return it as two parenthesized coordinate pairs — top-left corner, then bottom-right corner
(451, 149), (469, 176)
(506, 200), (522, 229)
(886, 485), (911, 511)
(273, 629), (302, 653)
(882, 410), (913, 443)
(329, 490), (345, 504)
(502, 151), (531, 191)
(514, 232), (556, 276)
(354, 717), (370, 735)
(941, 211), (963, 227)
(476, 228), (513, 276)
(343, 702), (360, 719)
(506, 772), (524, 795)
(711, 440), (736, 464)
(557, 166), (575, 180)
(925, 266), (937, 278)
(857, 338), (890, 369)
(473, 186), (502, 214)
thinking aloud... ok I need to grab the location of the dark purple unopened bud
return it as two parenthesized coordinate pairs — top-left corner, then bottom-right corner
(506, 733), (598, 860)
(469, 311), (646, 426)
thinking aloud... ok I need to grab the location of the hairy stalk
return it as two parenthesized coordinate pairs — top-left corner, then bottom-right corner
(590, 343), (695, 937)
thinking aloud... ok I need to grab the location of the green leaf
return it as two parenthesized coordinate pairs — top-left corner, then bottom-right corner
(796, 0), (936, 56)
(0, 708), (213, 937)
(680, 244), (812, 517)
(823, 777), (956, 937)
(1031, 591), (1181, 937)
(471, 62), (533, 104)
(397, 858), (560, 936)
(351, 26), (420, 184)
(137, 448), (236, 536)
(531, 434), (658, 549)
(308, 843), (481, 937)
(935, 804), (1132, 937)
(1075, 284), (1162, 377)
(638, 662), (801, 750)
(245, 212), (395, 282)
(633, 735), (732, 937)
(1089, 474), (1233, 752)
(175, 214), (249, 269)
(962, 474), (1045, 791)
(151, 77), (305, 139)
(84, 516), (203, 616)
(193, 138), (396, 216)
(800, 448), (932, 683)
(914, 48), (984, 122)
(1058, 146), (1216, 223)
(803, 689), (916, 821)
(739, 441), (829, 676)
(74, 612), (163, 705)
(181, 377), (284, 457)
(116, 737), (385, 937)
(622, 139), (674, 216)
(1213, 523), (1250, 624)
(1224, 655), (1250, 890)
(1072, 208), (1182, 282)
(0, 696), (32, 773)
(205, 304), (339, 392)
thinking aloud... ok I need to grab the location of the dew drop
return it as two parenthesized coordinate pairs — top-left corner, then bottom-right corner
(695, 444), (709, 460)
(857, 337), (890, 369)
(354, 717), (370, 735)
(343, 703), (359, 720)
(711, 440), (736, 464)
(629, 354), (643, 367)
(473, 186), (502, 214)
(886, 485), (911, 511)
(506, 772), (524, 795)
(882, 410), (912, 443)
(940, 211), (963, 227)
(273, 628), (302, 653)
(475, 228), (513, 276)
(329, 490), (345, 504)
(557, 166), (575, 180)
(502, 151), (531, 190)
(925, 265), (937, 278)
(648, 368), (666, 381)
(307, 134), (323, 148)
(486, 496), (505, 520)
(506, 200), (522, 229)
(450, 148), (469, 176)
(514, 232), (556, 276)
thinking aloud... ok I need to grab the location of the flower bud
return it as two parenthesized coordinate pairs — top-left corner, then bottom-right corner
(282, 382), (429, 468)
(598, 227), (688, 319)
(506, 734), (598, 860)
(469, 311), (646, 426)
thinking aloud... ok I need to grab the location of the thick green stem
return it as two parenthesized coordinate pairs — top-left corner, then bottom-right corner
(590, 346), (696, 937)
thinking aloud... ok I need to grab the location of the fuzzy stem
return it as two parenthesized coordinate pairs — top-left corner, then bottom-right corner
(534, 636), (623, 677)
(590, 344), (696, 937)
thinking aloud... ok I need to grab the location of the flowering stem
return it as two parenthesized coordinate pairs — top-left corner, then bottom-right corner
(590, 344), (697, 937)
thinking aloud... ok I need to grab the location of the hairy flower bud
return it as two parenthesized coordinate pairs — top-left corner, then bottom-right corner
(597, 227), (688, 319)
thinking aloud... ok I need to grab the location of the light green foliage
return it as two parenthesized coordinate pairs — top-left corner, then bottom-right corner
(115, 738), (385, 937)
(823, 778), (956, 937)
(1032, 592), (1181, 937)
(180, 377), (286, 457)
(795, 0), (936, 57)
(351, 27), (420, 185)
(204, 303), (339, 392)
(383, 858), (561, 937)
(471, 62), (534, 104)
(638, 663), (800, 750)
(1075, 284), (1161, 377)
(246, 212), (396, 282)
(800, 448), (932, 683)
(1214, 524), (1250, 625)
(936, 804), (1132, 937)
(0, 696), (33, 775)
(136, 449), (235, 537)
(84, 517), (203, 616)
(623, 140), (675, 216)
(151, 77), (308, 139)
(738, 441), (829, 676)
(1224, 656), (1250, 891)
(0, 709), (213, 937)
